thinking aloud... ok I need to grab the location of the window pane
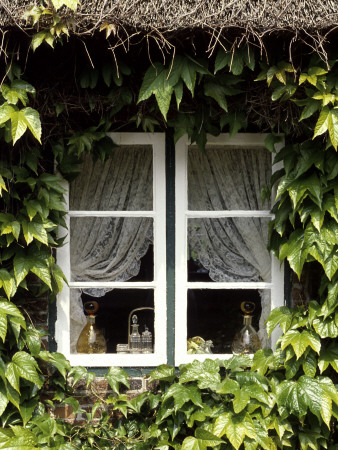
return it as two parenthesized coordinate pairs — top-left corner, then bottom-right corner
(70, 288), (154, 354)
(70, 146), (153, 211)
(188, 217), (271, 282)
(70, 217), (153, 282)
(188, 145), (271, 211)
(187, 289), (264, 354)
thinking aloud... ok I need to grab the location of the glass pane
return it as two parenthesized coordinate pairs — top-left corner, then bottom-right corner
(187, 289), (265, 354)
(70, 145), (153, 211)
(188, 145), (271, 210)
(188, 217), (271, 282)
(70, 217), (153, 282)
(70, 288), (154, 354)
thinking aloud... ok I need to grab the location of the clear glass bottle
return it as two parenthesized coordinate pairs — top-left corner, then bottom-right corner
(76, 301), (107, 354)
(232, 301), (261, 355)
(130, 314), (142, 353)
(141, 325), (153, 353)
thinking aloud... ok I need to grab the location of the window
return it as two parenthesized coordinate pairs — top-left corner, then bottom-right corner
(56, 132), (284, 367)
(56, 134), (167, 367)
(175, 134), (284, 365)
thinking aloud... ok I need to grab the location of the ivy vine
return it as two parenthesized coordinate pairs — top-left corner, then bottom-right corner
(0, 1), (337, 448)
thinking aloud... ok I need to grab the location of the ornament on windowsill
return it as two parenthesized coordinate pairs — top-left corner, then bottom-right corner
(76, 300), (107, 354)
(187, 336), (214, 354)
(232, 301), (261, 355)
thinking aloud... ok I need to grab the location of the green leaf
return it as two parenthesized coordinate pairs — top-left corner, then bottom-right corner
(32, 31), (54, 51)
(20, 398), (38, 426)
(181, 436), (207, 450)
(149, 364), (176, 382)
(299, 99), (321, 121)
(6, 352), (42, 392)
(327, 108), (338, 149)
(264, 134), (283, 153)
(313, 316), (338, 338)
(318, 342), (338, 373)
(214, 49), (232, 74)
(277, 379), (308, 418)
(162, 383), (203, 411)
(0, 300), (23, 319)
(179, 359), (221, 390)
(0, 270), (16, 299)
(0, 385), (8, 417)
(38, 351), (71, 378)
(279, 229), (308, 278)
(213, 412), (256, 450)
(280, 329), (321, 359)
(9, 107), (42, 145)
(204, 82), (228, 111)
(25, 326), (42, 356)
(181, 429), (225, 449)
(137, 63), (174, 120)
(169, 55), (209, 95)
(0, 103), (16, 125)
(106, 366), (130, 394)
(313, 106), (330, 138)
(22, 221), (48, 245)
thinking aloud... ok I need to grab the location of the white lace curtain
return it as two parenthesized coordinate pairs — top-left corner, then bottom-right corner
(69, 147), (153, 352)
(188, 145), (272, 346)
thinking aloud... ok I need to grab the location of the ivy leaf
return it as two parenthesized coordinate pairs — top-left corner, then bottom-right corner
(22, 221), (48, 245)
(0, 385), (9, 417)
(0, 269), (16, 299)
(302, 350), (317, 377)
(179, 359), (221, 390)
(20, 398), (38, 426)
(233, 388), (250, 413)
(279, 229), (308, 278)
(38, 351), (71, 378)
(313, 106), (330, 138)
(264, 134), (283, 153)
(213, 411), (256, 450)
(25, 326), (42, 356)
(106, 366), (130, 394)
(217, 378), (239, 394)
(149, 364), (176, 382)
(6, 352), (42, 393)
(327, 108), (338, 150)
(137, 63), (174, 120)
(277, 380), (307, 419)
(162, 383), (203, 411)
(0, 103), (16, 125)
(32, 31), (54, 51)
(182, 429), (224, 449)
(169, 55), (209, 95)
(313, 316), (338, 338)
(10, 107), (42, 145)
(280, 330), (321, 359)
(299, 99), (321, 121)
(203, 82), (229, 111)
(318, 342), (338, 373)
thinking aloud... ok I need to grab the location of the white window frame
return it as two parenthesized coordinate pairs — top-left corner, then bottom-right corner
(175, 133), (284, 365)
(55, 133), (167, 367)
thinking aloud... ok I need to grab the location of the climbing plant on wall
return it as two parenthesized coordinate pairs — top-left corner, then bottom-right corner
(0, 0), (337, 446)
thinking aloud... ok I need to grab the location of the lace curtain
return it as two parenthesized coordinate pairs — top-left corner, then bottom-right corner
(69, 147), (153, 352)
(188, 145), (272, 346)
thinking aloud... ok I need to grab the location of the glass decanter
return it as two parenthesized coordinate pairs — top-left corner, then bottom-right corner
(129, 314), (142, 353)
(76, 300), (107, 354)
(232, 301), (261, 354)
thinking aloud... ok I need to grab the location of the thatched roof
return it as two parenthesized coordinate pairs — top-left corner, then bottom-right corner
(1, 0), (338, 34)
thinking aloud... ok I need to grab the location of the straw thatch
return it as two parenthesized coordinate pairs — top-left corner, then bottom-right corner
(1, 0), (338, 35)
